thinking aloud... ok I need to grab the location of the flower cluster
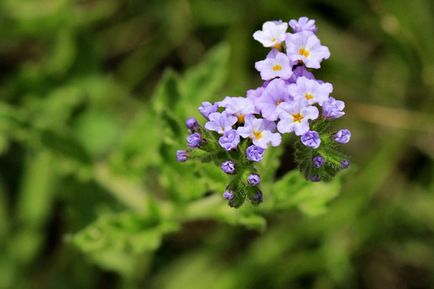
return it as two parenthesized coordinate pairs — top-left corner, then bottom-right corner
(177, 17), (351, 208)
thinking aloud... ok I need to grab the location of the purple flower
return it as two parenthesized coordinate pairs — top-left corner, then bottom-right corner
(246, 86), (264, 100)
(312, 156), (325, 168)
(219, 129), (240, 151)
(288, 66), (315, 83)
(198, 101), (218, 119)
(301, 130), (321, 149)
(309, 175), (321, 182)
(217, 96), (255, 123)
(237, 116), (281, 149)
(253, 21), (288, 48)
(221, 160), (235, 174)
(322, 97), (345, 119)
(176, 150), (188, 162)
(286, 31), (330, 69)
(255, 49), (293, 80)
(223, 190), (234, 200)
(247, 174), (261, 186)
(334, 129), (351, 144)
(246, 145), (265, 162)
(288, 76), (333, 105)
(256, 78), (292, 121)
(187, 132), (202, 148)
(250, 190), (263, 205)
(289, 17), (317, 33)
(204, 111), (237, 134)
(277, 101), (319, 136)
(341, 159), (350, 169)
(185, 117), (199, 131)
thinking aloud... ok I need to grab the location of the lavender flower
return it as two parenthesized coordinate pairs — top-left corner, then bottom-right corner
(219, 129), (240, 151)
(256, 78), (292, 121)
(341, 159), (350, 169)
(176, 150), (188, 162)
(185, 117), (199, 131)
(204, 111), (237, 134)
(289, 17), (317, 33)
(198, 101), (218, 119)
(277, 101), (319, 136)
(286, 31), (330, 69)
(253, 21), (288, 48)
(247, 174), (261, 186)
(288, 76), (333, 105)
(221, 161), (235, 174)
(255, 49), (293, 80)
(187, 133), (202, 148)
(301, 130), (321, 149)
(334, 129), (351, 144)
(217, 96), (256, 123)
(246, 145), (265, 162)
(223, 190), (234, 200)
(288, 66), (315, 83)
(237, 116), (281, 149)
(312, 155), (325, 168)
(322, 97), (345, 119)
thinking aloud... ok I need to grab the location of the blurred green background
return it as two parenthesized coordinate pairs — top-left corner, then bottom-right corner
(1, 0), (433, 289)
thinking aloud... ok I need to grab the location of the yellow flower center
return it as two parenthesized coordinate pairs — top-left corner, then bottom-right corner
(253, 130), (263, 140)
(292, 112), (304, 123)
(275, 99), (283, 106)
(272, 64), (282, 71)
(298, 48), (310, 57)
(237, 114), (245, 124)
(273, 42), (282, 50)
(305, 93), (314, 100)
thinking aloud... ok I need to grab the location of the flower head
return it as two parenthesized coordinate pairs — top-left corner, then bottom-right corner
(187, 132), (202, 148)
(218, 129), (240, 151)
(334, 129), (351, 144)
(255, 49), (293, 80)
(253, 21), (288, 48)
(289, 17), (317, 33)
(176, 150), (188, 162)
(288, 76), (333, 105)
(286, 31), (330, 69)
(322, 97), (345, 119)
(198, 101), (218, 119)
(246, 145), (265, 162)
(221, 160), (236, 174)
(217, 96), (256, 123)
(204, 111), (237, 134)
(237, 116), (281, 149)
(277, 101), (319, 135)
(256, 78), (292, 121)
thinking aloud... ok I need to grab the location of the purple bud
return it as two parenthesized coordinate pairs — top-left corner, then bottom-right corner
(246, 145), (265, 162)
(341, 159), (350, 169)
(198, 101), (218, 119)
(223, 190), (234, 200)
(221, 160), (235, 174)
(176, 150), (188, 162)
(250, 190), (263, 205)
(312, 156), (325, 168)
(322, 97), (345, 119)
(185, 117), (199, 131)
(334, 129), (351, 144)
(301, 131), (321, 149)
(247, 174), (261, 186)
(187, 133), (202, 148)
(309, 175), (321, 182)
(218, 129), (240, 151)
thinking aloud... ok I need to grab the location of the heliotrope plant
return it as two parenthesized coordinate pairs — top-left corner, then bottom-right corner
(177, 17), (351, 208)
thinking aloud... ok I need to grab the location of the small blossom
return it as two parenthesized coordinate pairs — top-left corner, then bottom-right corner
(289, 17), (317, 33)
(187, 132), (202, 148)
(310, 175), (321, 182)
(185, 117), (199, 131)
(246, 86), (264, 100)
(237, 116), (281, 149)
(286, 31), (330, 69)
(288, 76), (333, 105)
(219, 129), (240, 151)
(198, 101), (218, 119)
(204, 111), (237, 134)
(223, 190), (234, 200)
(341, 159), (350, 169)
(301, 130), (321, 148)
(176, 150), (188, 162)
(253, 21), (288, 48)
(334, 129), (351, 144)
(312, 155), (325, 168)
(246, 145), (265, 162)
(217, 96), (256, 123)
(221, 160), (236, 174)
(322, 97), (345, 119)
(277, 101), (319, 136)
(247, 174), (261, 186)
(256, 78), (292, 121)
(288, 66), (315, 83)
(255, 49), (293, 80)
